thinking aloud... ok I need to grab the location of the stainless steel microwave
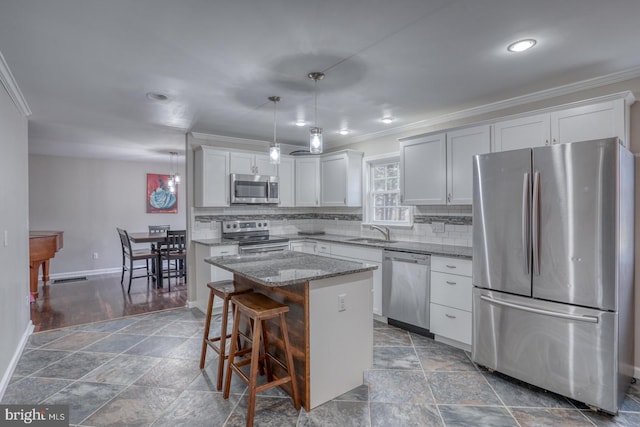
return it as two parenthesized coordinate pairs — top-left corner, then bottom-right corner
(230, 173), (279, 204)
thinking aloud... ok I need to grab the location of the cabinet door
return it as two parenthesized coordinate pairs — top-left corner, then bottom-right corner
(446, 125), (491, 205)
(493, 113), (551, 152)
(229, 152), (255, 174)
(320, 154), (347, 206)
(278, 156), (295, 207)
(551, 99), (625, 145)
(295, 157), (320, 206)
(194, 147), (229, 207)
(400, 134), (446, 205)
(255, 154), (278, 176)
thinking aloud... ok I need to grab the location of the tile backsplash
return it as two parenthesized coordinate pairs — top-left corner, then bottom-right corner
(192, 205), (472, 247)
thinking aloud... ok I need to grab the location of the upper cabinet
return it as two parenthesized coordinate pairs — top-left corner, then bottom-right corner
(229, 152), (277, 176)
(400, 133), (447, 205)
(278, 156), (295, 207)
(493, 96), (632, 152)
(194, 146), (230, 207)
(493, 113), (550, 152)
(295, 156), (320, 206)
(320, 151), (363, 207)
(446, 125), (491, 204)
(400, 124), (490, 205)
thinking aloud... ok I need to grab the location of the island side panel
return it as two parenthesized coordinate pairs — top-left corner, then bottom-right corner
(233, 274), (311, 411)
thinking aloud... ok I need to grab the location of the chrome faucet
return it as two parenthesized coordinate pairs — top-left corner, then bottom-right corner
(370, 225), (390, 241)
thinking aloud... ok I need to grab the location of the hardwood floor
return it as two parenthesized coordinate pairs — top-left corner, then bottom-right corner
(30, 273), (188, 332)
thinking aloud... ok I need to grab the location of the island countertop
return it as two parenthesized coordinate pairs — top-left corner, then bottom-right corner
(205, 250), (377, 287)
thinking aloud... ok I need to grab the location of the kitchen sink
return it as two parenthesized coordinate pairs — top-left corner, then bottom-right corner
(347, 237), (397, 244)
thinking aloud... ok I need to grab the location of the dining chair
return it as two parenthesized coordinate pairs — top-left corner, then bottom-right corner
(158, 229), (187, 291)
(116, 227), (157, 293)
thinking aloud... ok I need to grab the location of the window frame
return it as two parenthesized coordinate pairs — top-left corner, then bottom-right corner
(362, 152), (414, 228)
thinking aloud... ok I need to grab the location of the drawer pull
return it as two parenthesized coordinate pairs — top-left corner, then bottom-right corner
(446, 265), (457, 269)
(446, 281), (456, 285)
(220, 251), (229, 254)
(445, 314), (457, 319)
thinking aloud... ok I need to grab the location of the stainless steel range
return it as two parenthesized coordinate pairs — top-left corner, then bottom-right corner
(221, 220), (289, 254)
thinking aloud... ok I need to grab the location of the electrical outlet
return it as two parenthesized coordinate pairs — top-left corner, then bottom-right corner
(338, 293), (346, 312)
(92, 252), (99, 259)
(431, 222), (445, 233)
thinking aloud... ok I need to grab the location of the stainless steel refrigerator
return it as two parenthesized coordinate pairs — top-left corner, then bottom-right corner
(472, 137), (634, 414)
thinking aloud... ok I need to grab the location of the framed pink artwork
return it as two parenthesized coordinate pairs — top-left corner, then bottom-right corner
(146, 173), (178, 213)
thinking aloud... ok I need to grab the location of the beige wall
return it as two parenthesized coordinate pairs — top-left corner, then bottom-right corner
(0, 83), (30, 395)
(28, 155), (187, 276)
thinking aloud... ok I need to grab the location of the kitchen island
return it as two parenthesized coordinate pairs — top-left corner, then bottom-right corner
(205, 250), (377, 411)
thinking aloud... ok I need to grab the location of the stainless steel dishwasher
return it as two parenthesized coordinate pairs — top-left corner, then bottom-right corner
(382, 250), (431, 332)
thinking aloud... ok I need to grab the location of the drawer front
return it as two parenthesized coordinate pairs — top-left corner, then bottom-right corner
(432, 256), (472, 276)
(316, 242), (331, 255)
(431, 272), (472, 311)
(210, 245), (238, 257)
(330, 243), (382, 263)
(430, 303), (472, 345)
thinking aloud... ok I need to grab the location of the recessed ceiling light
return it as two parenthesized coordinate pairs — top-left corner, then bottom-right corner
(146, 92), (171, 102)
(381, 116), (393, 124)
(339, 129), (350, 135)
(295, 120), (306, 127)
(507, 39), (537, 53)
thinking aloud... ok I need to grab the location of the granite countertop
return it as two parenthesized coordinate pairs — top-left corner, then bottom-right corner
(193, 233), (472, 259)
(205, 251), (377, 287)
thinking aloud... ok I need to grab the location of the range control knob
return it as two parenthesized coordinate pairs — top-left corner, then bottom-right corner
(232, 224), (237, 229)
(263, 222), (268, 227)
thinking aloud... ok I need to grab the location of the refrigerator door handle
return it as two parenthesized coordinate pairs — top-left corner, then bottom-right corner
(522, 172), (530, 274)
(532, 171), (541, 275)
(479, 294), (598, 323)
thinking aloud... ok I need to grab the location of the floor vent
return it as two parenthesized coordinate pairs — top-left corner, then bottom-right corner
(53, 276), (88, 284)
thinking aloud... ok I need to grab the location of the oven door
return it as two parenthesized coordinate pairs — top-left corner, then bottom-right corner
(239, 242), (289, 255)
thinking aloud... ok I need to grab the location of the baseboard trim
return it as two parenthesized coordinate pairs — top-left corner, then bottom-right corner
(48, 267), (121, 280)
(0, 321), (34, 400)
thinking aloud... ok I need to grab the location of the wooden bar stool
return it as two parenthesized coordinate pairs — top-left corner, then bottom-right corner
(199, 280), (251, 391)
(223, 292), (300, 426)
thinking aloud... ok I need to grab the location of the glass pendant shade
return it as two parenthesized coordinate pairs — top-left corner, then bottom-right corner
(310, 127), (323, 154)
(269, 143), (280, 164)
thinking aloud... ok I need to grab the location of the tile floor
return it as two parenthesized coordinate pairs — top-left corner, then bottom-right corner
(3, 307), (640, 426)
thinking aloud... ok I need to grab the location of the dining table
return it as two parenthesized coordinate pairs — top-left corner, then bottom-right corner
(128, 231), (168, 288)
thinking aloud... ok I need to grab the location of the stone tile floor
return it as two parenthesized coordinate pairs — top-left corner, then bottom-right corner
(3, 307), (640, 426)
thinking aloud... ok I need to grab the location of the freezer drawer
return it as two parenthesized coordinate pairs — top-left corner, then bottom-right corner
(472, 288), (626, 414)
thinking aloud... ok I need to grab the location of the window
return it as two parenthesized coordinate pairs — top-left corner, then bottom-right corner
(364, 154), (413, 226)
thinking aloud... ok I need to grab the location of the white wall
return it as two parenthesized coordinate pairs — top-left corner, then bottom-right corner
(29, 155), (187, 276)
(0, 83), (30, 396)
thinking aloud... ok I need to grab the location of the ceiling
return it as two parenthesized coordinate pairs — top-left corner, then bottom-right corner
(1, 0), (640, 162)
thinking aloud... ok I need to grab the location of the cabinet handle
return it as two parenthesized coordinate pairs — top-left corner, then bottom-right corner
(552, 138), (557, 144)
(447, 193), (451, 203)
(400, 195), (403, 203)
(446, 265), (457, 269)
(446, 281), (456, 285)
(545, 139), (549, 145)
(220, 251), (229, 255)
(445, 314), (457, 319)
(343, 198), (346, 204)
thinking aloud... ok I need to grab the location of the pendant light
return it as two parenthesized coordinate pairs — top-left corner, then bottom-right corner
(167, 151), (180, 194)
(308, 72), (325, 154)
(268, 96), (281, 164)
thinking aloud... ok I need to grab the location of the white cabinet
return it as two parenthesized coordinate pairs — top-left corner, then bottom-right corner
(230, 152), (277, 176)
(194, 146), (230, 207)
(295, 157), (320, 206)
(290, 240), (318, 254)
(278, 156), (295, 207)
(429, 256), (472, 348)
(400, 133), (447, 205)
(400, 124), (490, 205)
(320, 151), (363, 207)
(551, 98), (627, 146)
(446, 125), (491, 204)
(493, 97), (631, 151)
(194, 244), (238, 313)
(330, 243), (383, 317)
(493, 113), (551, 152)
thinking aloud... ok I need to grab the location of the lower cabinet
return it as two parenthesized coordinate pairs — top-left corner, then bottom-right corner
(194, 243), (238, 313)
(429, 255), (472, 349)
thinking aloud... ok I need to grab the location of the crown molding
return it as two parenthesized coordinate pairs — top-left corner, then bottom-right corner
(0, 50), (31, 117)
(342, 66), (640, 145)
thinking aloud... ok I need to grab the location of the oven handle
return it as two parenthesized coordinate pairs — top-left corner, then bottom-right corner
(239, 244), (289, 254)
